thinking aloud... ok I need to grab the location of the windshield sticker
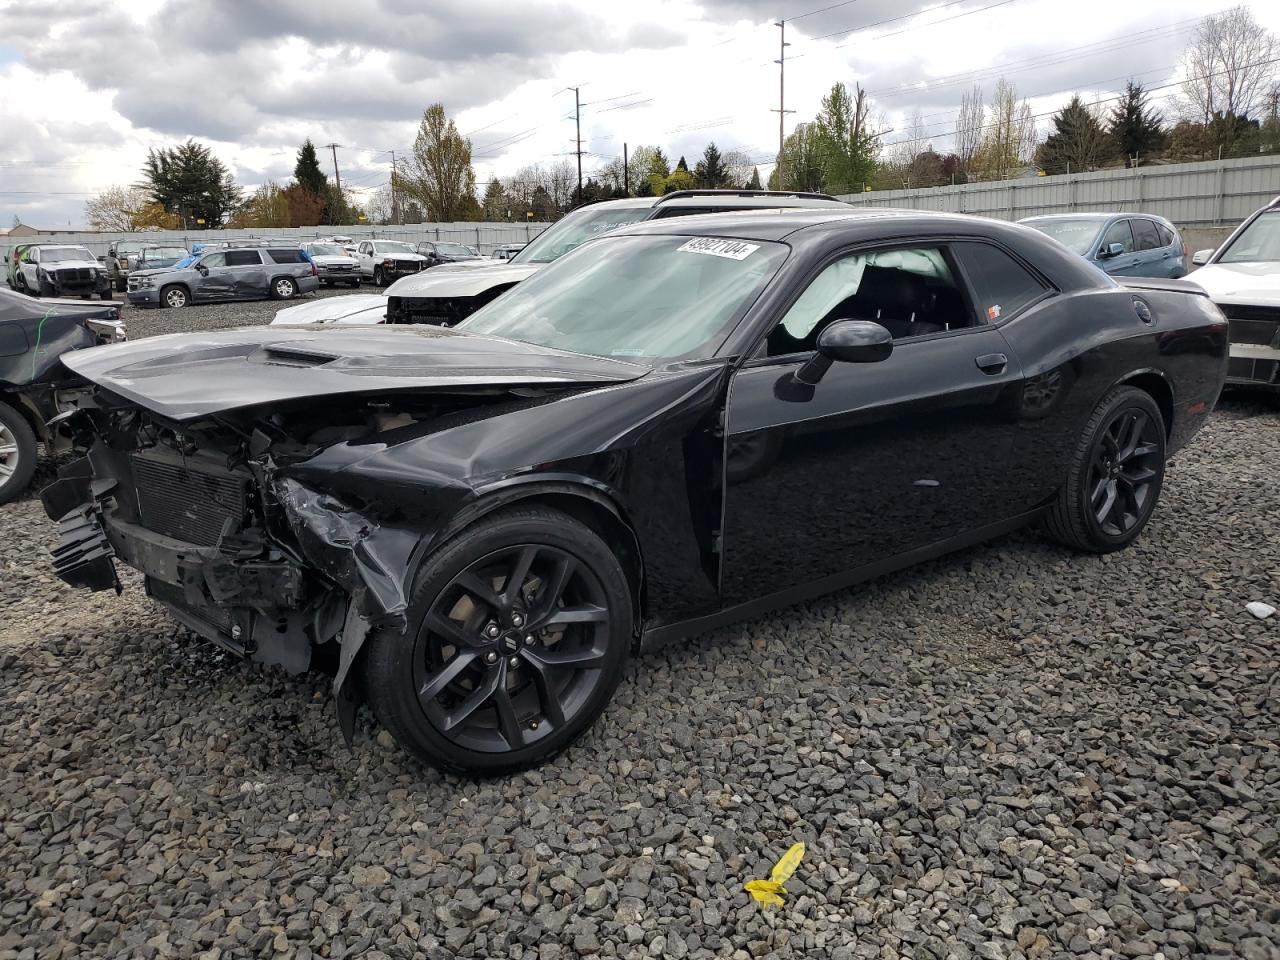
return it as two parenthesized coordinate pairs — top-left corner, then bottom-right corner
(677, 238), (760, 261)
(610, 348), (647, 356)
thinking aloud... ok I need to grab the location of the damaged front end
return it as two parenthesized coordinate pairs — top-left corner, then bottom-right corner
(42, 390), (484, 739)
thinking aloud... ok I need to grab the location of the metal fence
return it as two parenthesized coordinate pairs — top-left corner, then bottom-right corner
(836, 154), (1280, 227)
(1, 222), (550, 259)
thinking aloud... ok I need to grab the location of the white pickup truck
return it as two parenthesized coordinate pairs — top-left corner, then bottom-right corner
(19, 245), (111, 299)
(355, 239), (430, 286)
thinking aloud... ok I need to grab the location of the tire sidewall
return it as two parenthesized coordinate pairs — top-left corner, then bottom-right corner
(0, 401), (38, 505)
(1077, 389), (1166, 550)
(366, 510), (633, 775)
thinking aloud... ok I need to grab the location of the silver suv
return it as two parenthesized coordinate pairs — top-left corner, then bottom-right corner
(127, 246), (320, 308)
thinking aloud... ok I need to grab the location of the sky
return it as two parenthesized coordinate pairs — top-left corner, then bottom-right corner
(2, 0), (1278, 227)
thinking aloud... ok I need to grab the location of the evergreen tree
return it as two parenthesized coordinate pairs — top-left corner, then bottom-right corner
(1034, 95), (1113, 174)
(141, 140), (243, 228)
(747, 167), (762, 190)
(693, 142), (731, 188)
(1108, 81), (1166, 166)
(294, 139), (329, 196)
(482, 179), (510, 219)
(675, 156), (689, 173)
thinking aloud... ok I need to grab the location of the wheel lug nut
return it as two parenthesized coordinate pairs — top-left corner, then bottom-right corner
(527, 719), (539, 730)
(511, 613), (524, 627)
(525, 634), (534, 644)
(485, 624), (500, 638)
(508, 657), (519, 668)
(484, 652), (498, 664)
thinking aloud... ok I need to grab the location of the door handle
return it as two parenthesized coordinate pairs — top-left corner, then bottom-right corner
(975, 353), (1007, 374)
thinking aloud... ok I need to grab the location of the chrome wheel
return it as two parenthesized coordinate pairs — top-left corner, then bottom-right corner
(1088, 408), (1162, 537)
(413, 543), (611, 754)
(163, 286), (188, 308)
(274, 277), (296, 299)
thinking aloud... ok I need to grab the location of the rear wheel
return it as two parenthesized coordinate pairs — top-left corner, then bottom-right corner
(0, 401), (38, 505)
(272, 277), (297, 300)
(362, 506), (633, 775)
(160, 284), (189, 309)
(1043, 386), (1166, 552)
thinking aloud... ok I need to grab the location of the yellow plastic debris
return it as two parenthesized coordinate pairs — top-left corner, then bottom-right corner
(744, 841), (805, 908)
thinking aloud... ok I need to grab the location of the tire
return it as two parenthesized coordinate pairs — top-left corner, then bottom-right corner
(272, 277), (297, 300)
(160, 284), (189, 309)
(1043, 386), (1166, 553)
(0, 400), (38, 506)
(349, 279), (360, 288)
(114, 276), (127, 293)
(99, 289), (112, 300)
(373, 266), (385, 287)
(362, 505), (633, 776)
(37, 278), (54, 297)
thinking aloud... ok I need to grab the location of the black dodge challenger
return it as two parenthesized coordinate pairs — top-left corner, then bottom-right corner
(44, 210), (1228, 773)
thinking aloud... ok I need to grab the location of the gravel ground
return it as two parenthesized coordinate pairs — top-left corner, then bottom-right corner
(1, 294), (1278, 960)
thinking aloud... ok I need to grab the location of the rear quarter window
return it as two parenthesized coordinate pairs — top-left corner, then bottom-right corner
(267, 249), (306, 264)
(952, 241), (1049, 322)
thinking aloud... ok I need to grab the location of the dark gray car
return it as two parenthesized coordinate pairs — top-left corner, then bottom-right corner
(127, 246), (319, 308)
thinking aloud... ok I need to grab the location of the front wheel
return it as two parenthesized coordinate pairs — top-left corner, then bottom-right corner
(373, 266), (386, 287)
(1043, 386), (1166, 553)
(362, 506), (633, 775)
(160, 284), (189, 309)
(0, 400), (38, 505)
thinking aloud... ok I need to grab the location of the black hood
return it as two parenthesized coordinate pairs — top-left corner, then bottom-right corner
(60, 324), (647, 421)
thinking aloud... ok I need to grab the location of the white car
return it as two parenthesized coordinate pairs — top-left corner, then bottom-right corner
(301, 241), (361, 289)
(19, 245), (111, 299)
(1189, 195), (1280, 389)
(271, 294), (387, 326)
(355, 239), (429, 286)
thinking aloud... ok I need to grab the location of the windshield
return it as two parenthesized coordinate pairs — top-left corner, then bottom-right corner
(1219, 210), (1280, 263)
(373, 241), (416, 255)
(43, 247), (96, 263)
(1022, 218), (1103, 256)
(307, 243), (346, 256)
(462, 234), (786, 361)
(143, 246), (188, 259)
(436, 242), (476, 256)
(512, 204), (651, 264)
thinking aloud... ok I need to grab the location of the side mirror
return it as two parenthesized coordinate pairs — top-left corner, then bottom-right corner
(196, 264), (209, 275)
(794, 319), (893, 386)
(1099, 242), (1125, 259)
(1192, 248), (1214, 265)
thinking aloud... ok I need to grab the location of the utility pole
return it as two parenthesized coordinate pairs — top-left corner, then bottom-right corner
(573, 86), (583, 203)
(623, 142), (629, 195)
(325, 143), (343, 194)
(389, 149), (400, 225)
(771, 21), (794, 189)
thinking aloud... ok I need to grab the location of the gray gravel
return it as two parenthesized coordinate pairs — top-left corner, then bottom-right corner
(2, 296), (1278, 959)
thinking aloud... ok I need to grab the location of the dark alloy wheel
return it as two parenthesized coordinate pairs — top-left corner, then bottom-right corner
(363, 506), (632, 775)
(1044, 385), (1166, 552)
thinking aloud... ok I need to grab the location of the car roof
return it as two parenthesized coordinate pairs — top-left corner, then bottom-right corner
(614, 207), (985, 242)
(1021, 212), (1176, 225)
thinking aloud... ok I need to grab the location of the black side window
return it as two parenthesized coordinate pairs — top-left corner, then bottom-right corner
(953, 241), (1048, 322)
(267, 249), (305, 264)
(1155, 222), (1176, 247)
(1132, 219), (1162, 252)
(225, 250), (262, 266)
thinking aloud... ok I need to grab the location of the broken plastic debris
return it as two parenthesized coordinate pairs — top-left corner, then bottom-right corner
(744, 841), (806, 908)
(1246, 601), (1276, 620)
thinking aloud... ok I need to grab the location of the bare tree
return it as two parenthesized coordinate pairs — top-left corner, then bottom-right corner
(364, 185), (395, 225)
(545, 159), (577, 212)
(955, 84), (985, 175)
(84, 185), (149, 232)
(1177, 6), (1278, 122)
(720, 149), (756, 188)
(974, 79), (1037, 180)
(892, 108), (928, 167)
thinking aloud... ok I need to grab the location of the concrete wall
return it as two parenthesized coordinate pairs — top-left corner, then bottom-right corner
(0, 222), (551, 259)
(837, 154), (1280, 231)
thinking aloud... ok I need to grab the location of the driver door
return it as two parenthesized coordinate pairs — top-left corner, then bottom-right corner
(719, 241), (1031, 607)
(192, 252), (233, 301)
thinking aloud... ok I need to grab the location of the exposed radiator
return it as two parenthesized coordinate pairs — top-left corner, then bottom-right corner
(131, 453), (248, 546)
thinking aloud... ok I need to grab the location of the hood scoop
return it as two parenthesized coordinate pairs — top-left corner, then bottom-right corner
(255, 345), (339, 367)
